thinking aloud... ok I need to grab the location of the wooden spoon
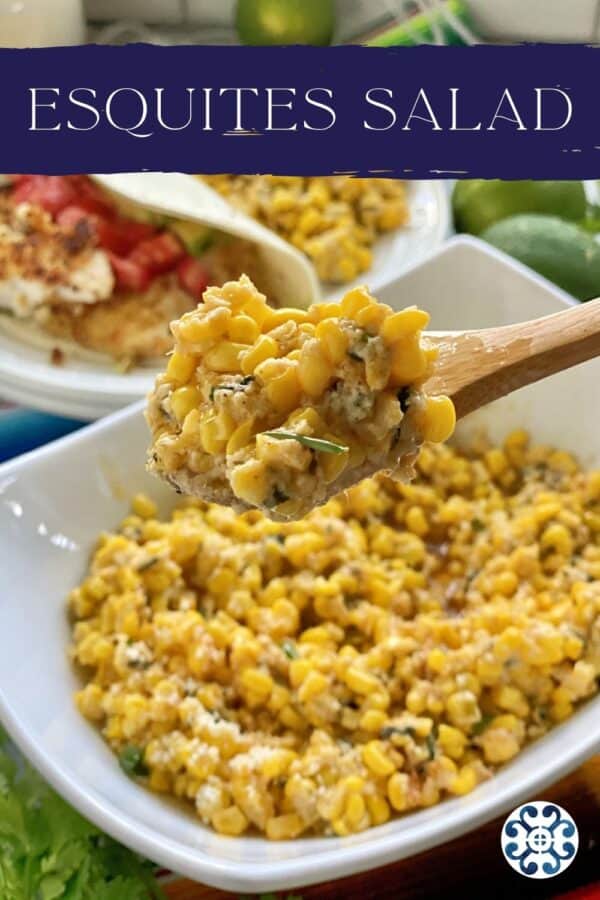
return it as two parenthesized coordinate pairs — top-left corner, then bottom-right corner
(425, 298), (600, 419)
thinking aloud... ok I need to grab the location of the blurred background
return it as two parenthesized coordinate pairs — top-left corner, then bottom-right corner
(2, 0), (600, 47)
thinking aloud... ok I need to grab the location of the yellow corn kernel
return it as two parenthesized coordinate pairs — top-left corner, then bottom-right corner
(360, 709), (388, 732)
(381, 307), (430, 342)
(166, 351), (196, 384)
(340, 287), (372, 318)
(262, 307), (310, 331)
(212, 805), (248, 836)
(485, 448), (508, 476)
(266, 813), (304, 840)
(297, 340), (333, 397)
(426, 648), (446, 673)
(204, 341), (248, 373)
(265, 365), (302, 414)
(279, 704), (304, 730)
(240, 667), (273, 700)
(332, 817), (350, 837)
(261, 749), (297, 779)
(419, 395), (456, 443)
(228, 314), (260, 344)
(287, 406), (324, 431)
(493, 685), (529, 717)
(492, 571), (518, 597)
(344, 667), (380, 695)
(298, 670), (329, 702)
(178, 306), (230, 342)
(230, 459), (268, 505)
(241, 335), (279, 375)
(356, 301), (390, 332)
(226, 418), (256, 455)
(387, 772), (409, 811)
(315, 318), (350, 364)
(541, 523), (573, 557)
(448, 765), (478, 796)
(199, 416), (227, 455)
(437, 724), (467, 760)
(131, 493), (157, 520)
(170, 385), (202, 422)
(300, 626), (332, 645)
(345, 792), (366, 828)
(320, 443), (349, 484)
(312, 301), (343, 321)
(366, 794), (391, 826)
(148, 769), (171, 793)
(362, 741), (396, 776)
(405, 506), (428, 536)
(390, 337), (428, 384)
(240, 294), (271, 327)
(289, 658), (311, 687)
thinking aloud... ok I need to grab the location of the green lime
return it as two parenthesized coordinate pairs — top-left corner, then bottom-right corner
(481, 214), (600, 301)
(453, 180), (587, 236)
(236, 0), (335, 45)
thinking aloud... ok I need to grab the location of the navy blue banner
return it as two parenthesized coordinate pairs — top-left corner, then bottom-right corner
(1, 43), (599, 177)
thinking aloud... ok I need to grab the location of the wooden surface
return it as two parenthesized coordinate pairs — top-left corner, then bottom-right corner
(429, 298), (600, 419)
(163, 754), (600, 899)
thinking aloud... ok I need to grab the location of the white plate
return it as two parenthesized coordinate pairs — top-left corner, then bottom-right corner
(2, 237), (598, 894)
(0, 180), (449, 420)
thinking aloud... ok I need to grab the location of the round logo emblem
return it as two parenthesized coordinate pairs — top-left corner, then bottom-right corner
(501, 802), (578, 879)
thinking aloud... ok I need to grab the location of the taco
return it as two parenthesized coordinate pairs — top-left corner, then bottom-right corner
(0, 174), (319, 366)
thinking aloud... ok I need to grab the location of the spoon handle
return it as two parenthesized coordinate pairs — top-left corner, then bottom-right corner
(428, 297), (600, 419)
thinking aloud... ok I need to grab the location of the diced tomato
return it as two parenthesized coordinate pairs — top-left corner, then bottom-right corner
(177, 256), (210, 299)
(12, 175), (78, 216)
(7, 175), (33, 187)
(129, 232), (184, 276)
(67, 175), (117, 218)
(57, 206), (156, 255)
(108, 253), (152, 293)
(98, 217), (156, 255)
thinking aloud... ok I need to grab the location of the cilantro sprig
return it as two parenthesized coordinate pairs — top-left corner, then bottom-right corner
(0, 727), (163, 899)
(263, 431), (348, 454)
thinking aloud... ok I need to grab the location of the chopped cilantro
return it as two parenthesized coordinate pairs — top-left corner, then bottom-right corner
(380, 725), (416, 740)
(118, 745), (148, 778)
(281, 640), (299, 660)
(471, 714), (494, 736)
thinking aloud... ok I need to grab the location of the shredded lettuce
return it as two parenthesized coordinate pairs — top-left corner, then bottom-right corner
(0, 727), (164, 900)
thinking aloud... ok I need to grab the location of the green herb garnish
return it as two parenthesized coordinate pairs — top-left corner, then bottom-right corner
(380, 725), (416, 740)
(0, 727), (163, 898)
(471, 518), (485, 532)
(137, 556), (160, 572)
(209, 375), (254, 401)
(471, 714), (494, 736)
(281, 640), (299, 660)
(263, 431), (348, 454)
(425, 731), (437, 760)
(118, 745), (148, 778)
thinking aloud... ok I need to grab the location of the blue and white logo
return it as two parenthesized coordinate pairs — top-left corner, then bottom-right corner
(501, 802), (578, 879)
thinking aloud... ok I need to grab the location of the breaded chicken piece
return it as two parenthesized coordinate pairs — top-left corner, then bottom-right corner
(0, 200), (114, 316)
(37, 242), (283, 364)
(35, 273), (196, 364)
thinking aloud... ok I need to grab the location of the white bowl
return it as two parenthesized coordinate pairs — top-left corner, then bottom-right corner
(0, 181), (449, 421)
(1, 236), (599, 893)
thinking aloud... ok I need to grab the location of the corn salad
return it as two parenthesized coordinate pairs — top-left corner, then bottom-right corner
(146, 275), (454, 519)
(202, 175), (409, 284)
(71, 432), (600, 840)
